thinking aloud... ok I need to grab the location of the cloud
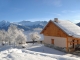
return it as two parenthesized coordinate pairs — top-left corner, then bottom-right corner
(43, 0), (62, 7)
(61, 10), (74, 13)
(56, 14), (61, 16)
(62, 10), (80, 13)
(53, 0), (62, 7)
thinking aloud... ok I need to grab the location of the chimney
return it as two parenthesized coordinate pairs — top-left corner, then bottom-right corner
(54, 18), (58, 23)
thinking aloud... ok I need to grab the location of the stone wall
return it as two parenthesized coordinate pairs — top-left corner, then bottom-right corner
(44, 43), (67, 53)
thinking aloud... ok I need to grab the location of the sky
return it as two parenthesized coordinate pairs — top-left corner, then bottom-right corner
(0, 0), (80, 23)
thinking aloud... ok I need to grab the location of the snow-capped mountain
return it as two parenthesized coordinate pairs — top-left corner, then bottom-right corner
(15, 20), (47, 26)
(1, 20), (80, 31)
(0, 20), (10, 30)
(0, 20), (47, 31)
(76, 22), (80, 26)
(14, 20), (47, 31)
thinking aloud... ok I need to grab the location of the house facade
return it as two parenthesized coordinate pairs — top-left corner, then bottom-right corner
(40, 18), (80, 52)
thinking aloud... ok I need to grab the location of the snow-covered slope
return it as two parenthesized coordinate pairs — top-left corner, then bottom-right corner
(0, 44), (80, 60)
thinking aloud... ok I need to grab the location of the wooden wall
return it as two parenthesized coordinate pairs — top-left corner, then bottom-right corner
(43, 21), (68, 38)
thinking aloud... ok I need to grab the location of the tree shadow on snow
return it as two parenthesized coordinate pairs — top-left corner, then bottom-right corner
(27, 45), (66, 55)
(0, 45), (13, 51)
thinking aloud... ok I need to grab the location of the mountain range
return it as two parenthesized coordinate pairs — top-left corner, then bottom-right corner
(0, 20), (47, 31)
(0, 20), (80, 31)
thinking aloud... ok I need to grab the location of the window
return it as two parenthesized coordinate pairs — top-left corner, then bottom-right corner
(51, 39), (54, 44)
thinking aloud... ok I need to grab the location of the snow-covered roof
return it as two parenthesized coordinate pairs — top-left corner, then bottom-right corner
(52, 20), (80, 38)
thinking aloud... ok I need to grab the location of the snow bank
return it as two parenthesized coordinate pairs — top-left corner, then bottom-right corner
(0, 44), (80, 60)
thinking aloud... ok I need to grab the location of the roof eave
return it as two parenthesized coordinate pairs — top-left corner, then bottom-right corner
(40, 20), (52, 34)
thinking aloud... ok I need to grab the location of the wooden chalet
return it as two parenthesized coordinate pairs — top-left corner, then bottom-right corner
(40, 18), (80, 52)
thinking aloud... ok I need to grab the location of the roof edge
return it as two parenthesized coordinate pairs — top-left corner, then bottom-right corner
(40, 20), (52, 34)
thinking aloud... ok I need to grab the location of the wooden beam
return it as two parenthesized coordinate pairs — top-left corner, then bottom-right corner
(68, 41), (79, 43)
(73, 39), (75, 49)
(66, 37), (69, 52)
(72, 37), (80, 40)
(40, 20), (51, 34)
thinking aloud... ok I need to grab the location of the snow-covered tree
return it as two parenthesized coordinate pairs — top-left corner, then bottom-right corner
(0, 30), (3, 45)
(15, 30), (27, 44)
(7, 25), (18, 45)
(30, 32), (41, 44)
(4, 32), (11, 45)
(0, 30), (7, 45)
(0, 24), (27, 46)
(8, 24), (27, 45)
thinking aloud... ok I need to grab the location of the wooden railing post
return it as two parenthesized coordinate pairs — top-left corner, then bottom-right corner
(66, 37), (69, 52)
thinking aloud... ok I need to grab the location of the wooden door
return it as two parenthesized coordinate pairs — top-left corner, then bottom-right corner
(77, 40), (79, 44)
(72, 40), (75, 48)
(51, 39), (54, 44)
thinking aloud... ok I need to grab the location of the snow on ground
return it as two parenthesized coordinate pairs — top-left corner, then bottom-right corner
(0, 44), (80, 60)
